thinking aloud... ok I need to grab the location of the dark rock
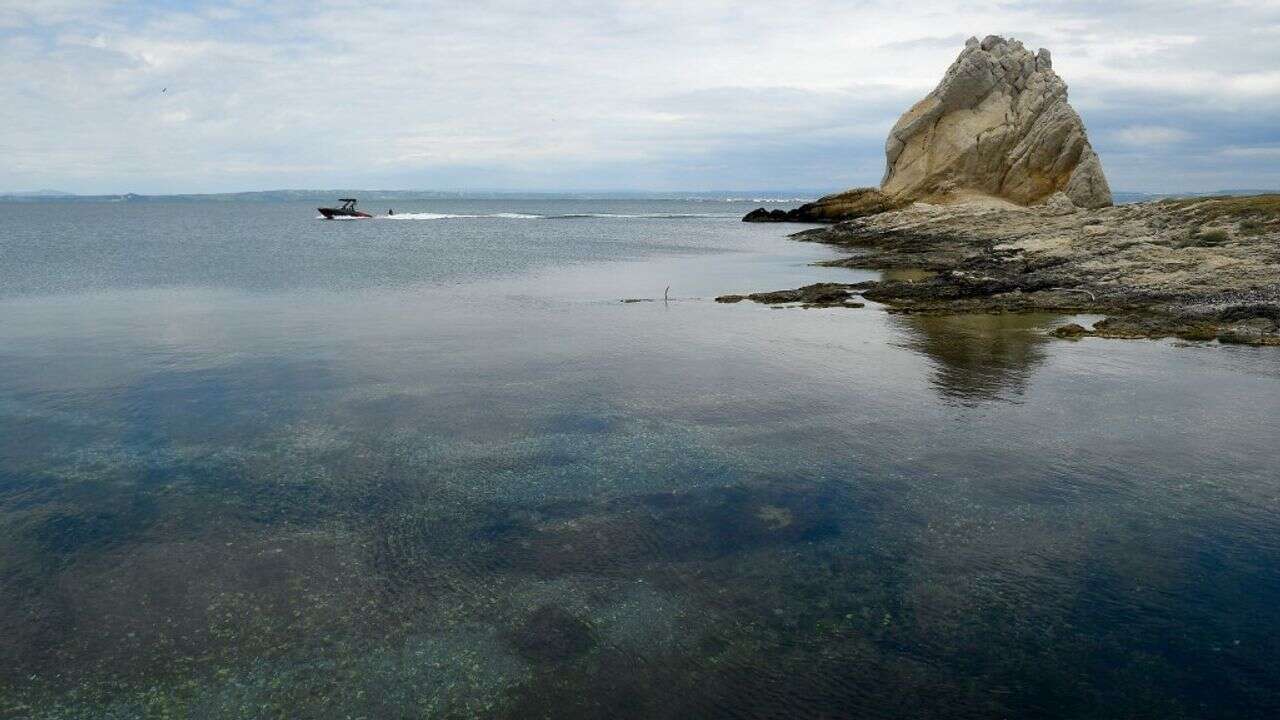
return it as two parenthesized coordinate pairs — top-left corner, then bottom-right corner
(1217, 318), (1280, 345)
(715, 283), (860, 307)
(1217, 304), (1280, 324)
(742, 188), (906, 223)
(742, 208), (792, 223)
(1218, 327), (1261, 345)
(508, 605), (595, 664)
(1050, 323), (1090, 338)
(1092, 313), (1224, 342)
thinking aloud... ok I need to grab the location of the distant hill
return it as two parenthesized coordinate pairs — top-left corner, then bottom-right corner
(0, 189), (77, 198)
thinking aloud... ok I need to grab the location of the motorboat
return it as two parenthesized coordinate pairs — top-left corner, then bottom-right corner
(318, 198), (373, 219)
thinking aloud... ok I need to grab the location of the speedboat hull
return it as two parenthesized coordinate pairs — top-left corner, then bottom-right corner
(318, 207), (373, 219)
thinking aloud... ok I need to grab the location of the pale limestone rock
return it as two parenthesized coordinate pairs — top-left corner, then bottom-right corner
(1043, 192), (1079, 215)
(881, 35), (1112, 209)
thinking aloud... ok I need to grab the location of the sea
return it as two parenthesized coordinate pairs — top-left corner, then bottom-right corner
(2, 199), (1279, 718)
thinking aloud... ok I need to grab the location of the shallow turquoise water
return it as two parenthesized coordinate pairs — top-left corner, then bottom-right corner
(2, 200), (1279, 718)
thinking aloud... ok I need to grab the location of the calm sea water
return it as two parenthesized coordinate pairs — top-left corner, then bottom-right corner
(2, 200), (1279, 718)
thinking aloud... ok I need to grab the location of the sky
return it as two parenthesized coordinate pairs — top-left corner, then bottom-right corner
(2, 0), (1279, 195)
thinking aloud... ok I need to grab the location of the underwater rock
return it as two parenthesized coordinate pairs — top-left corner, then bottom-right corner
(508, 605), (596, 664)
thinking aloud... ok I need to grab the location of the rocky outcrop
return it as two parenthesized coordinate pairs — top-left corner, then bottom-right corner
(726, 194), (1280, 344)
(882, 35), (1111, 209)
(716, 282), (865, 308)
(743, 188), (906, 223)
(745, 35), (1112, 223)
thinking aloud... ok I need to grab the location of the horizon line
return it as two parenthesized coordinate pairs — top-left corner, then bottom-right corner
(4, 187), (1274, 201)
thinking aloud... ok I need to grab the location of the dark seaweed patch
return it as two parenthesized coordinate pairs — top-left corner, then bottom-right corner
(482, 482), (848, 578)
(507, 605), (596, 664)
(543, 412), (615, 435)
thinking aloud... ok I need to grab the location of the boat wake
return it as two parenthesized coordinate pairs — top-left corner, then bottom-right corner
(381, 212), (541, 220)
(547, 212), (736, 219)
(375, 212), (737, 221)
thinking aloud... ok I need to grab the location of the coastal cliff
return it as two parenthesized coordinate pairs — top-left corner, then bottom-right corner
(726, 35), (1278, 345)
(744, 35), (1110, 224)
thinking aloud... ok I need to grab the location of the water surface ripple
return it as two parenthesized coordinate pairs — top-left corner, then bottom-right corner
(1, 200), (1278, 718)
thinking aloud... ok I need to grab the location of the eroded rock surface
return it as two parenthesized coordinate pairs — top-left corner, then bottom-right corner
(882, 35), (1111, 209)
(727, 195), (1280, 344)
(744, 35), (1112, 223)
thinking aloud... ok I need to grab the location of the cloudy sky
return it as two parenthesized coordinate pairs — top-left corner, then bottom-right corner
(2, 0), (1279, 194)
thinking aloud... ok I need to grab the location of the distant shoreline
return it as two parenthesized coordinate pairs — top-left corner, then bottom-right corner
(3, 189), (1274, 204)
(0, 190), (828, 204)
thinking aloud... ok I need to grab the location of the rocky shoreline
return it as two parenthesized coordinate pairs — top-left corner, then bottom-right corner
(727, 34), (1277, 345)
(720, 195), (1280, 346)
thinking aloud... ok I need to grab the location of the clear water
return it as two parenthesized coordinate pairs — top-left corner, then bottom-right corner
(2, 200), (1279, 718)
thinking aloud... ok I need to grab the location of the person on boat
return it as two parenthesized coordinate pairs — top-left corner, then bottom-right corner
(388, 208), (394, 216)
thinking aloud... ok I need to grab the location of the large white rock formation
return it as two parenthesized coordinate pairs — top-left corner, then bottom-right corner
(881, 35), (1112, 209)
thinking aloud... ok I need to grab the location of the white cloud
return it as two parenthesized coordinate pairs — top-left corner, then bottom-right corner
(1220, 146), (1280, 159)
(0, 0), (1278, 192)
(1112, 125), (1193, 146)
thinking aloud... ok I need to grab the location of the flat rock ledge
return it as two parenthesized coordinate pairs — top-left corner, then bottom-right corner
(722, 194), (1280, 345)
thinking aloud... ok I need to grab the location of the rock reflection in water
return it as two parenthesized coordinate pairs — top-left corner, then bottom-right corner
(892, 312), (1060, 402)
